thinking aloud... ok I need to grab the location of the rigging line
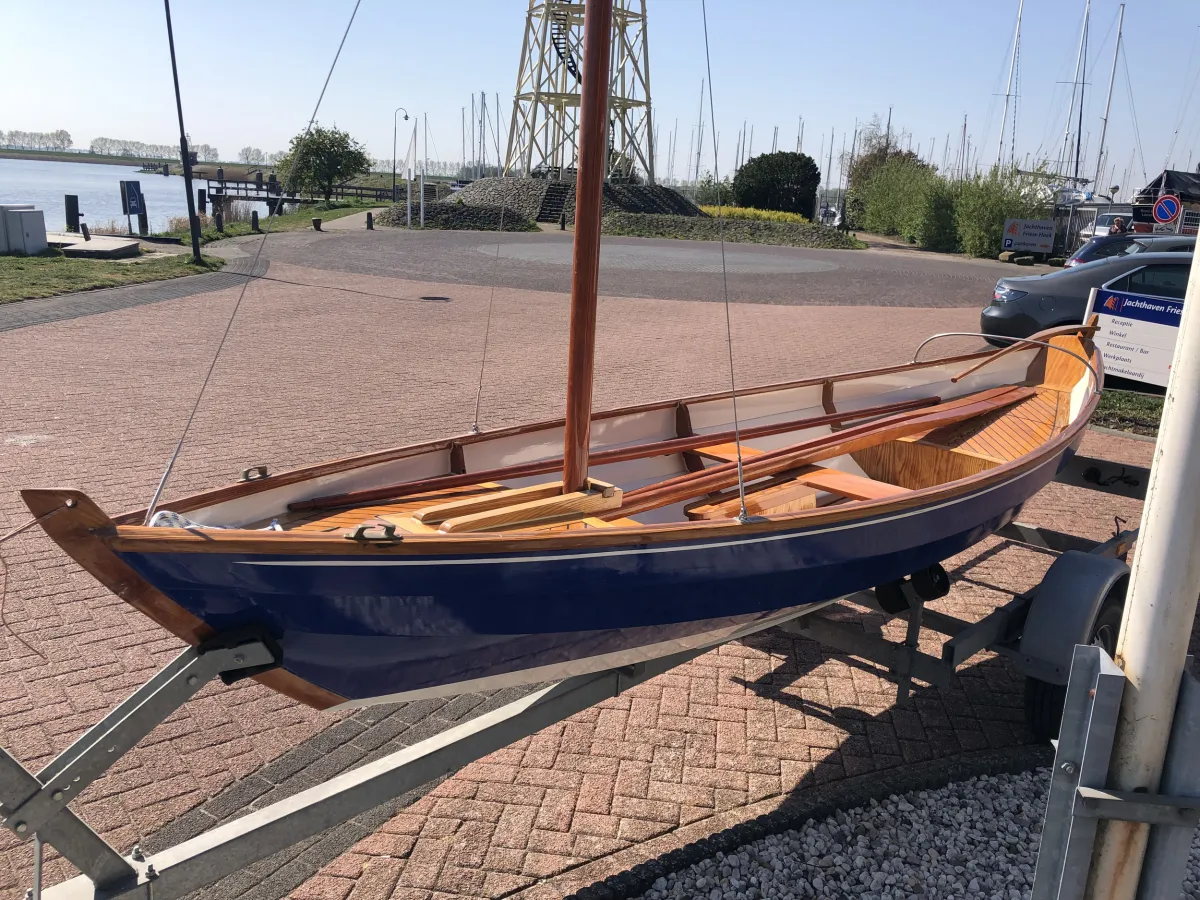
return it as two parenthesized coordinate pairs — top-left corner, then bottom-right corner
(143, 0), (363, 526)
(0, 505), (69, 662)
(472, 204), (507, 433)
(1119, 43), (1149, 185)
(1164, 33), (1200, 168)
(238, 271), (452, 304)
(699, 0), (748, 524)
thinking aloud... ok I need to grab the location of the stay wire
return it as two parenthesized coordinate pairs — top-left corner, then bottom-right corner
(0, 504), (70, 662)
(699, 0), (748, 523)
(472, 205), (507, 432)
(143, 0), (363, 525)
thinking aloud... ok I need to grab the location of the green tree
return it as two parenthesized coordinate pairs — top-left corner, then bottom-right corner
(276, 125), (371, 202)
(731, 151), (821, 217)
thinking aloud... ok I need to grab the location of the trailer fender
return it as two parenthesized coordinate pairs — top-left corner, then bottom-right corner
(1018, 551), (1129, 685)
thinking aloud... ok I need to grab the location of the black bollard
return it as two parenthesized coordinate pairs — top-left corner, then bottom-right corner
(137, 211), (149, 235)
(197, 188), (207, 215)
(366, 211), (374, 230)
(65, 195), (80, 233)
(215, 208), (224, 233)
(251, 210), (260, 232)
(216, 166), (224, 182)
(162, 163), (170, 176)
(559, 210), (567, 231)
(255, 170), (264, 189)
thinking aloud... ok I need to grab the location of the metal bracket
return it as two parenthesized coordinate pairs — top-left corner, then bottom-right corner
(0, 630), (277, 885)
(1073, 786), (1200, 827)
(1031, 648), (1200, 900)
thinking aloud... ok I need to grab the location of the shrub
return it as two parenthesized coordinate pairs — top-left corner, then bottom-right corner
(731, 152), (821, 218)
(954, 167), (1046, 257)
(694, 171), (734, 206)
(857, 156), (937, 237)
(901, 177), (959, 252)
(699, 206), (810, 224)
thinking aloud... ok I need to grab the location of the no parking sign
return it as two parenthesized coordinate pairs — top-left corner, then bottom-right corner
(1153, 194), (1181, 224)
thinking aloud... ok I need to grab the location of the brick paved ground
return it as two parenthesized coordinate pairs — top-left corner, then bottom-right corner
(0, 250), (1189, 899)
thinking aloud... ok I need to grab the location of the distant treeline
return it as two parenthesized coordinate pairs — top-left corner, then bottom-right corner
(0, 129), (221, 162)
(1, 129), (73, 150)
(89, 136), (220, 162)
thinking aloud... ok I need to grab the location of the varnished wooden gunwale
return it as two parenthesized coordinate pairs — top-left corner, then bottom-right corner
(112, 350), (995, 523)
(293, 396), (941, 512)
(68, 330), (1102, 561)
(89, 379), (1099, 557)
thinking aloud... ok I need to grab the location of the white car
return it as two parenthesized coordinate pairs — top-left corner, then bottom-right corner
(1079, 211), (1133, 240)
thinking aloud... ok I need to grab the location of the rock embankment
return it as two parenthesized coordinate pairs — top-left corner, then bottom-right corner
(602, 213), (865, 250)
(374, 202), (538, 232)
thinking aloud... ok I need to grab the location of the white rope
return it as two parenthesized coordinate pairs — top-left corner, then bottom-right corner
(143, 0), (363, 524)
(700, 0), (749, 522)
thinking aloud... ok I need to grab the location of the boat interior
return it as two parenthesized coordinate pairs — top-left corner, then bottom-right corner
(125, 329), (1097, 538)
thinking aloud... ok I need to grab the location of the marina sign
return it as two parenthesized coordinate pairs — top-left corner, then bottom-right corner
(1084, 287), (1182, 387)
(1001, 218), (1055, 253)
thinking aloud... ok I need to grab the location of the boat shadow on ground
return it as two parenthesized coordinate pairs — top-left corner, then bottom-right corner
(569, 540), (1053, 900)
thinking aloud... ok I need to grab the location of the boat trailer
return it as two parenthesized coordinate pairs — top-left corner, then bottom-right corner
(0, 453), (1150, 899)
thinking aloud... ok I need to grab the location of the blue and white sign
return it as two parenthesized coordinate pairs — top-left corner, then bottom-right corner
(1085, 288), (1183, 387)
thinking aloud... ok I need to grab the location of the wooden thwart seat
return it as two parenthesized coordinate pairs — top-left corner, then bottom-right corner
(685, 465), (907, 520)
(412, 478), (621, 533)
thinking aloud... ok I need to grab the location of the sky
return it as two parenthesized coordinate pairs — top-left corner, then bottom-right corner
(4, 0), (1200, 198)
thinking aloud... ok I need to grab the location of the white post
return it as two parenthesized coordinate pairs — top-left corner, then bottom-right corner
(420, 113), (427, 228)
(1083, 243), (1200, 897)
(406, 122), (414, 229)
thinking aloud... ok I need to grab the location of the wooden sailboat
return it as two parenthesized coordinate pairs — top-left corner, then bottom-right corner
(21, 0), (1103, 711)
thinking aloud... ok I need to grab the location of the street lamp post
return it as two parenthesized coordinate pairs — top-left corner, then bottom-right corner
(392, 106), (409, 204)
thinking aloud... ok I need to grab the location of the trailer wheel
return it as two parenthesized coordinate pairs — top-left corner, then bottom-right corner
(1023, 581), (1127, 740)
(911, 564), (950, 601)
(875, 580), (908, 614)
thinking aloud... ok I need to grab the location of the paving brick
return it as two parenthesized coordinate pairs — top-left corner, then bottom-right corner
(1, 252), (1179, 900)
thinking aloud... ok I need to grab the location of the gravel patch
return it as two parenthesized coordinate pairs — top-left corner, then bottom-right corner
(634, 769), (1200, 900)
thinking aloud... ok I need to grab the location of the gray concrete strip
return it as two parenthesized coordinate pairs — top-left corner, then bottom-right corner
(0, 257), (268, 333)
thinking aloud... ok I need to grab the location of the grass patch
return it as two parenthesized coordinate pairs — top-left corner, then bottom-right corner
(602, 213), (866, 250)
(0, 250), (221, 303)
(1094, 389), (1163, 437)
(158, 201), (374, 245)
(699, 205), (811, 224)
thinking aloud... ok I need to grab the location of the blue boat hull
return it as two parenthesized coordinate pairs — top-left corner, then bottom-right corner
(115, 449), (1069, 703)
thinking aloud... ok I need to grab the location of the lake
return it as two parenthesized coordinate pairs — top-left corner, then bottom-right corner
(0, 157), (265, 232)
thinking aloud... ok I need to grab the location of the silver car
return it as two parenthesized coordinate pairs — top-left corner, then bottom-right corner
(980, 251), (1193, 344)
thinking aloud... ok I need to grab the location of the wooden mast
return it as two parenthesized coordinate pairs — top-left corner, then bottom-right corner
(561, 0), (615, 493)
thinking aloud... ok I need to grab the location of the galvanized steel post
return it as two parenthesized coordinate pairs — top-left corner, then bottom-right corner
(1084, 257), (1200, 896)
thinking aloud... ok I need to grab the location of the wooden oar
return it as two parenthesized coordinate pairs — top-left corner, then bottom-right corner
(289, 395), (941, 512)
(607, 386), (1036, 518)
